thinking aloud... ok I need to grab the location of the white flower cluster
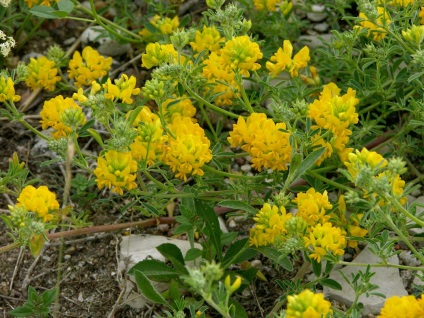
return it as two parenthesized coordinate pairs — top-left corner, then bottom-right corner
(0, 0), (11, 7)
(0, 30), (16, 57)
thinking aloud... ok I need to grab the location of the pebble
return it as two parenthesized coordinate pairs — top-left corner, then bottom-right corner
(306, 4), (328, 22)
(228, 219), (237, 228)
(64, 254), (71, 260)
(240, 164), (252, 172)
(251, 260), (262, 269)
(313, 22), (330, 33)
(399, 250), (421, 267)
(157, 224), (169, 233)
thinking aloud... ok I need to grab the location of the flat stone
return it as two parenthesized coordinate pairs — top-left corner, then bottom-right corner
(299, 34), (333, 49)
(306, 4), (328, 22)
(313, 22), (330, 33)
(324, 246), (407, 316)
(118, 235), (202, 309)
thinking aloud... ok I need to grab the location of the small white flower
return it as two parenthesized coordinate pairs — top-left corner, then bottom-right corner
(0, 0), (11, 8)
(0, 31), (16, 57)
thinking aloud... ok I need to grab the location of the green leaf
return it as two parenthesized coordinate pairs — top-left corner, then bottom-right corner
(229, 299), (248, 318)
(194, 199), (222, 262)
(185, 248), (203, 261)
(217, 200), (257, 215)
(223, 238), (257, 268)
(255, 247), (293, 271)
(41, 288), (57, 306)
(127, 106), (143, 126)
(9, 305), (35, 317)
(87, 128), (104, 147)
(57, 0), (74, 13)
(287, 147), (326, 185)
(156, 243), (188, 274)
(30, 6), (58, 19)
(134, 270), (170, 307)
(311, 258), (322, 277)
(168, 279), (181, 306)
(52, 10), (69, 17)
(141, 202), (161, 216)
(320, 278), (342, 290)
(128, 260), (180, 282)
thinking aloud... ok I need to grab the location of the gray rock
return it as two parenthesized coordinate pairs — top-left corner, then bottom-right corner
(399, 250), (421, 267)
(407, 196), (424, 239)
(298, 34), (333, 49)
(81, 26), (131, 57)
(306, 4), (328, 22)
(313, 22), (330, 33)
(324, 246), (408, 315)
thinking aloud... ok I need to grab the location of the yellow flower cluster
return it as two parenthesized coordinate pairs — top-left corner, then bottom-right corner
(190, 25), (225, 54)
(357, 7), (391, 41)
(15, 185), (59, 222)
(266, 40), (310, 77)
(162, 116), (213, 181)
(253, 0), (280, 12)
(103, 74), (141, 104)
(249, 203), (292, 247)
(161, 97), (197, 123)
(94, 150), (138, 195)
(304, 222), (346, 262)
(420, 7), (424, 24)
(228, 113), (292, 171)
(378, 294), (424, 318)
(293, 188), (332, 226)
(0, 76), (20, 102)
(220, 35), (263, 77)
(141, 43), (178, 69)
(308, 82), (359, 164)
(286, 289), (332, 318)
(25, 56), (61, 91)
(130, 106), (166, 165)
(24, 0), (58, 7)
(68, 46), (112, 88)
(150, 15), (179, 35)
(40, 95), (86, 140)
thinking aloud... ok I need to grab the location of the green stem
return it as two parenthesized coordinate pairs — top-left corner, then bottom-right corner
(143, 169), (178, 193)
(0, 241), (20, 254)
(337, 260), (424, 271)
(17, 118), (48, 140)
(199, 102), (219, 142)
(238, 79), (254, 114)
(388, 195), (424, 228)
(182, 82), (242, 119)
(203, 164), (256, 179)
(307, 170), (354, 192)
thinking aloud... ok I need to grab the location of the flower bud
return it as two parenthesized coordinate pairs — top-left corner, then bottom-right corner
(224, 275), (242, 294)
(206, 0), (225, 10)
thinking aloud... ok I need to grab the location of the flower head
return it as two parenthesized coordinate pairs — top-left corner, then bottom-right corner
(68, 46), (112, 88)
(293, 188), (333, 226)
(26, 56), (61, 91)
(253, 0), (279, 11)
(162, 116), (212, 181)
(24, 0), (58, 7)
(94, 150), (138, 195)
(357, 7), (391, 41)
(161, 97), (196, 123)
(0, 76), (20, 102)
(190, 25), (225, 54)
(266, 40), (310, 77)
(103, 74), (141, 104)
(141, 43), (178, 69)
(344, 148), (387, 182)
(0, 30), (15, 57)
(40, 95), (86, 139)
(151, 15), (179, 35)
(378, 294), (424, 318)
(286, 289), (332, 318)
(16, 185), (59, 222)
(220, 36), (263, 77)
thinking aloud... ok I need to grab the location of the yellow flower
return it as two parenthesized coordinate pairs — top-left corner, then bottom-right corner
(0, 76), (20, 102)
(286, 289), (333, 318)
(141, 43), (178, 69)
(253, 0), (279, 11)
(151, 15), (179, 35)
(25, 56), (61, 91)
(24, 0), (58, 7)
(378, 294), (424, 318)
(304, 222), (346, 263)
(385, 0), (414, 6)
(16, 185), (59, 222)
(190, 25), (225, 54)
(249, 203), (292, 247)
(357, 7), (391, 41)
(293, 188), (333, 226)
(266, 40), (310, 77)
(68, 46), (112, 88)
(375, 171), (408, 206)
(220, 36), (263, 77)
(40, 95), (86, 140)
(161, 97), (196, 123)
(228, 113), (292, 171)
(162, 116), (212, 181)
(129, 106), (165, 165)
(308, 82), (359, 137)
(402, 24), (424, 45)
(103, 74), (141, 104)
(420, 7), (424, 24)
(72, 81), (101, 103)
(344, 148), (387, 181)
(94, 150), (138, 195)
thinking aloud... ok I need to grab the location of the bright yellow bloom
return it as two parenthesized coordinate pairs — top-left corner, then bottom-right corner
(190, 25), (225, 54)
(16, 185), (59, 222)
(249, 203), (292, 247)
(286, 289), (333, 318)
(375, 171), (408, 206)
(357, 7), (391, 41)
(0, 76), (20, 102)
(402, 25), (424, 45)
(420, 7), (424, 24)
(40, 95), (86, 140)
(378, 294), (424, 318)
(162, 116), (212, 181)
(293, 188), (333, 226)
(253, 0), (279, 11)
(308, 82), (359, 137)
(94, 150), (138, 195)
(220, 36), (263, 77)
(103, 74), (140, 104)
(24, 0), (58, 8)
(129, 106), (165, 165)
(304, 222), (346, 263)
(344, 148), (387, 181)
(228, 113), (292, 171)
(161, 97), (196, 123)
(224, 275), (242, 294)
(266, 40), (310, 77)
(25, 56), (61, 91)
(72, 81), (101, 103)
(68, 46), (112, 88)
(141, 43), (178, 69)
(151, 15), (179, 35)
(385, 0), (414, 6)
